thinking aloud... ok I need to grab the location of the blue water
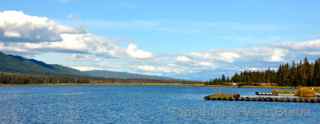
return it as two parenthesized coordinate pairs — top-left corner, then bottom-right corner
(0, 85), (319, 124)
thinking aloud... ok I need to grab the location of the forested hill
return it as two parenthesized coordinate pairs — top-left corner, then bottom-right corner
(83, 70), (171, 80)
(0, 52), (83, 76)
(0, 52), (171, 80)
(209, 58), (320, 86)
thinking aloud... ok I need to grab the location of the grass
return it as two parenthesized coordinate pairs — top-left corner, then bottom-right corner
(271, 87), (319, 97)
(311, 87), (320, 93)
(271, 89), (295, 96)
(238, 85), (291, 89)
(295, 87), (316, 97)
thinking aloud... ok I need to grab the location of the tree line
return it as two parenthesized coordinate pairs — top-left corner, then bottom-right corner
(0, 72), (196, 84)
(208, 58), (320, 86)
(0, 72), (90, 84)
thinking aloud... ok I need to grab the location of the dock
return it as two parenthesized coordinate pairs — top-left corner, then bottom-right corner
(204, 95), (320, 103)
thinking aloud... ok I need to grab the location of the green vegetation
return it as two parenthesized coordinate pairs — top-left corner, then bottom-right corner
(271, 87), (320, 97)
(271, 89), (295, 96)
(0, 71), (200, 85)
(0, 72), (90, 84)
(0, 51), (200, 85)
(204, 93), (240, 100)
(0, 52), (83, 76)
(237, 85), (290, 89)
(313, 87), (320, 93)
(208, 57), (320, 86)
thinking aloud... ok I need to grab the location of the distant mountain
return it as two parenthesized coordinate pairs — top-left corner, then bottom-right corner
(83, 70), (171, 80)
(0, 52), (171, 80)
(0, 52), (83, 76)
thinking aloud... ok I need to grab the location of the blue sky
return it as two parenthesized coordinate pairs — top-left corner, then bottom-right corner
(1, 0), (320, 80)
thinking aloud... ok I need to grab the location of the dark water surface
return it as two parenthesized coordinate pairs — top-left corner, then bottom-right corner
(0, 85), (319, 124)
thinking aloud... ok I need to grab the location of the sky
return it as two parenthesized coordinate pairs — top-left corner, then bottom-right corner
(1, 0), (320, 80)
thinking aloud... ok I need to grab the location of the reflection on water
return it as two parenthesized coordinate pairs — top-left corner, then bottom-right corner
(0, 86), (319, 124)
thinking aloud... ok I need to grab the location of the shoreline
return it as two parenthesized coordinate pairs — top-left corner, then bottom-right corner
(0, 82), (206, 87)
(0, 82), (297, 89)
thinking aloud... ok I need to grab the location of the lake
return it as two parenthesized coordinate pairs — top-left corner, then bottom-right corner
(0, 85), (319, 124)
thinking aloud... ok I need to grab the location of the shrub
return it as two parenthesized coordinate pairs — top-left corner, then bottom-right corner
(272, 90), (279, 96)
(295, 87), (316, 97)
(204, 93), (240, 100)
(272, 89), (294, 96)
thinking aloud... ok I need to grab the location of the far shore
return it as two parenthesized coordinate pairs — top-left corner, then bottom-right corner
(0, 82), (308, 89)
(0, 82), (205, 87)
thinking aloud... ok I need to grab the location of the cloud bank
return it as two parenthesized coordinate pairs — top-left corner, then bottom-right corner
(0, 10), (152, 60)
(1, 10), (320, 80)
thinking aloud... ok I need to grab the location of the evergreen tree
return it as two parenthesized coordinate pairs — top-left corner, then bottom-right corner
(313, 59), (320, 86)
(209, 57), (320, 86)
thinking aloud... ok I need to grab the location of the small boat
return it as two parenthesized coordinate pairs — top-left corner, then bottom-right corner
(255, 92), (273, 96)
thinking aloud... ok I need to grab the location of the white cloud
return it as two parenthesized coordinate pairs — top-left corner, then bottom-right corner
(126, 43), (153, 59)
(281, 39), (320, 50)
(3, 31), (21, 38)
(65, 54), (98, 61)
(245, 67), (277, 72)
(190, 51), (240, 63)
(304, 51), (320, 55)
(175, 55), (216, 71)
(0, 10), (154, 61)
(0, 33), (124, 58)
(217, 52), (240, 63)
(0, 11), (80, 43)
(48, 33), (122, 56)
(72, 66), (99, 71)
(176, 56), (192, 63)
(190, 52), (211, 59)
(269, 48), (288, 62)
(197, 61), (214, 67)
(137, 65), (183, 74)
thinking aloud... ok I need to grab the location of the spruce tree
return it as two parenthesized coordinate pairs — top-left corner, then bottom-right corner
(313, 59), (320, 86)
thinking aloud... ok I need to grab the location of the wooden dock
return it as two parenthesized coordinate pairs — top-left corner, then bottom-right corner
(205, 95), (320, 103)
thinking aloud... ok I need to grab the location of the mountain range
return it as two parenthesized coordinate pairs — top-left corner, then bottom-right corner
(0, 52), (171, 80)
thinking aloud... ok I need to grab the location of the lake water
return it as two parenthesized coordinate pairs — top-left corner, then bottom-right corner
(0, 85), (319, 124)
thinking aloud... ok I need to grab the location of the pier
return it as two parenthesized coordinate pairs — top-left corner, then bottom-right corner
(204, 95), (320, 103)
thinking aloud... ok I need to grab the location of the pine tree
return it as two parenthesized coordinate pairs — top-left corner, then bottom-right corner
(313, 59), (320, 86)
(208, 57), (320, 86)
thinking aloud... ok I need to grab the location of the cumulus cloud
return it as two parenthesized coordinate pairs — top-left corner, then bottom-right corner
(65, 54), (99, 61)
(245, 67), (278, 72)
(197, 61), (214, 67)
(304, 51), (320, 56)
(126, 43), (153, 59)
(0, 33), (123, 58)
(190, 51), (240, 63)
(48, 34), (124, 56)
(175, 55), (216, 69)
(2, 10), (320, 80)
(269, 48), (288, 62)
(137, 65), (183, 74)
(191, 47), (289, 64)
(176, 56), (192, 63)
(0, 11), (80, 43)
(281, 39), (320, 50)
(217, 52), (241, 63)
(0, 10), (155, 61)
